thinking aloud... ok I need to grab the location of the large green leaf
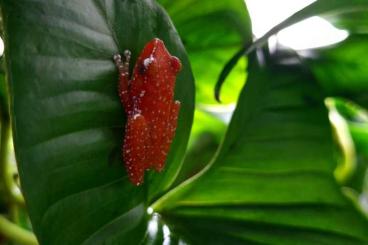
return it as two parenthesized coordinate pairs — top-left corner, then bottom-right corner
(159, 0), (251, 104)
(152, 54), (368, 244)
(1, 0), (194, 243)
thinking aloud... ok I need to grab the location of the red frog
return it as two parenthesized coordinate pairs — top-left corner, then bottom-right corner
(113, 38), (182, 185)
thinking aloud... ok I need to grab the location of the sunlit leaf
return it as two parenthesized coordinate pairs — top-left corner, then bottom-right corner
(159, 0), (251, 104)
(215, 0), (368, 97)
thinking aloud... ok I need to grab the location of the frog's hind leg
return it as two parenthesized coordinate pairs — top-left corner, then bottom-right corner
(114, 50), (132, 114)
(123, 114), (149, 185)
(153, 100), (180, 172)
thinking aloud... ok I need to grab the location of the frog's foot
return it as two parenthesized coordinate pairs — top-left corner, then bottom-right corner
(113, 50), (131, 76)
(114, 50), (132, 112)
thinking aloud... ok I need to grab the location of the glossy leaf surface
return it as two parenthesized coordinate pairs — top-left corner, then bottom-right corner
(2, 0), (194, 243)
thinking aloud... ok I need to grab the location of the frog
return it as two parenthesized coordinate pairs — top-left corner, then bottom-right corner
(113, 38), (182, 185)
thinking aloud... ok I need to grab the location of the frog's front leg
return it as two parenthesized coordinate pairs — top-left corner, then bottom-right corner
(123, 113), (150, 185)
(113, 50), (132, 114)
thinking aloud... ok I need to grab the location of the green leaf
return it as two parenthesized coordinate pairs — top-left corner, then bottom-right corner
(174, 109), (226, 184)
(159, 0), (251, 104)
(329, 10), (368, 34)
(153, 55), (368, 244)
(215, 0), (368, 97)
(296, 3), (368, 107)
(303, 35), (368, 107)
(0, 56), (8, 119)
(214, 46), (247, 103)
(188, 108), (227, 147)
(2, 0), (194, 243)
(299, 36), (368, 113)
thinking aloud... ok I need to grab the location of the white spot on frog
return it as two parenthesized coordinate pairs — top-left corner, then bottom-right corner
(143, 55), (155, 68)
(133, 113), (142, 120)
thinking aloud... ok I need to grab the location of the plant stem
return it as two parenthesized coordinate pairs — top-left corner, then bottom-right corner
(0, 214), (38, 245)
(325, 98), (356, 184)
(0, 111), (25, 206)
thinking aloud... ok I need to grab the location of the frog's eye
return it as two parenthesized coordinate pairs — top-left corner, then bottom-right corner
(170, 56), (182, 73)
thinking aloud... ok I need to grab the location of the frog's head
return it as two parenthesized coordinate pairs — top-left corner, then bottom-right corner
(135, 38), (182, 78)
